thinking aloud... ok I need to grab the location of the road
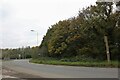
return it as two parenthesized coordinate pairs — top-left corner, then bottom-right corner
(3, 59), (119, 78)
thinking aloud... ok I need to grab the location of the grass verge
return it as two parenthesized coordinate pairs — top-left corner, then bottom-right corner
(29, 58), (119, 68)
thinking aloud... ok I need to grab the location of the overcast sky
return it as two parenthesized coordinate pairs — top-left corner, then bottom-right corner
(0, 0), (97, 49)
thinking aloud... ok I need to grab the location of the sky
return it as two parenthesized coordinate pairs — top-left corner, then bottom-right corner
(0, 0), (97, 49)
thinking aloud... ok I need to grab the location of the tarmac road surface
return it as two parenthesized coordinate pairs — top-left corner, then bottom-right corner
(2, 59), (119, 79)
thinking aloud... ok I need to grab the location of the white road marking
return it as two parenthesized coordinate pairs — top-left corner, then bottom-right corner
(2, 75), (18, 78)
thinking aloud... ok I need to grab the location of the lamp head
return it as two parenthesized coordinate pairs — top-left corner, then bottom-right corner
(31, 30), (34, 32)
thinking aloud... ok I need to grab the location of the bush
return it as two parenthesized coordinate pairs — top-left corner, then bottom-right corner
(78, 47), (92, 56)
(111, 48), (119, 60)
(75, 55), (98, 62)
(60, 58), (70, 62)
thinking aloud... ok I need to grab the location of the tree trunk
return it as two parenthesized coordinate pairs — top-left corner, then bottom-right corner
(104, 35), (110, 63)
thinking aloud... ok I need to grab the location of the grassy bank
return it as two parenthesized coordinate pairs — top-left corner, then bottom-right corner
(29, 57), (119, 68)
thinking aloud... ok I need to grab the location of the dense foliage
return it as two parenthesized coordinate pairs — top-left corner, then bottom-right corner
(1, 46), (39, 59)
(40, 2), (120, 61)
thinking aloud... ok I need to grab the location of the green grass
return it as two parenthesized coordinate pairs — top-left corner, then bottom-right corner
(29, 58), (119, 68)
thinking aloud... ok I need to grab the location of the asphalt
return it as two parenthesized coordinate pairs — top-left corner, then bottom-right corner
(2, 59), (119, 79)
(2, 66), (41, 80)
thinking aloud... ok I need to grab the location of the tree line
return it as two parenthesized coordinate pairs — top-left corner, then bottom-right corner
(1, 1), (120, 62)
(39, 1), (120, 61)
(1, 46), (39, 59)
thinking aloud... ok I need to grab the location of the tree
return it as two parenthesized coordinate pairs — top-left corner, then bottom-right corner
(37, 1), (119, 61)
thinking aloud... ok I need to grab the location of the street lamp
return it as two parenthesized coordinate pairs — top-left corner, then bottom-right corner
(19, 54), (21, 59)
(31, 30), (39, 46)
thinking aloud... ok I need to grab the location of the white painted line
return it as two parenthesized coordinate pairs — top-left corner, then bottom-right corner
(2, 75), (18, 78)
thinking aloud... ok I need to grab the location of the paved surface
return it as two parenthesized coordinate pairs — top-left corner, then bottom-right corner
(2, 59), (119, 78)
(2, 67), (18, 78)
(2, 67), (39, 80)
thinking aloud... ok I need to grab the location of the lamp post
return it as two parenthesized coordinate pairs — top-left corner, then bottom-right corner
(19, 54), (21, 59)
(31, 30), (38, 46)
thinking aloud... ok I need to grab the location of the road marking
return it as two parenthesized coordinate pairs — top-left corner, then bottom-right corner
(2, 75), (18, 78)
